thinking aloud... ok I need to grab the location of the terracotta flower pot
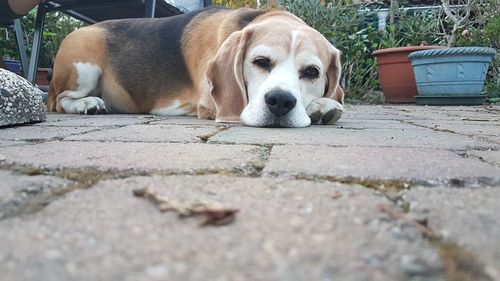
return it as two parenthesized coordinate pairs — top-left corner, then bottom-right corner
(372, 46), (444, 103)
(35, 68), (51, 86)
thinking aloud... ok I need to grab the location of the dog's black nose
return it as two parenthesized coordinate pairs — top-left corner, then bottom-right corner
(265, 91), (297, 116)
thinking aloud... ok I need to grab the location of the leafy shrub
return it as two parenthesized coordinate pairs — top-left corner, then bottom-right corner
(456, 13), (500, 102)
(380, 9), (442, 48)
(1, 10), (85, 68)
(281, 0), (381, 102)
(281, 0), (449, 103)
(212, 0), (257, 8)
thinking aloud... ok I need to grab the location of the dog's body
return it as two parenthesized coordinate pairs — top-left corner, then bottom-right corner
(48, 7), (345, 127)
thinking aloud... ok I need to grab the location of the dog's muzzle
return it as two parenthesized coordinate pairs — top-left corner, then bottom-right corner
(264, 90), (297, 117)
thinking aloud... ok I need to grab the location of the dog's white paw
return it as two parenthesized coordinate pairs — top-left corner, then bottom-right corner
(60, 96), (107, 115)
(306, 98), (345, 125)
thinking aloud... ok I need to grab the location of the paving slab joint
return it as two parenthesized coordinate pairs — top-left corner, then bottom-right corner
(401, 120), (459, 135)
(0, 165), (148, 219)
(483, 106), (500, 114)
(198, 126), (231, 143)
(464, 150), (500, 168)
(384, 198), (495, 281)
(273, 173), (415, 205)
(0, 159), (270, 187)
(401, 120), (499, 146)
(0, 180), (79, 220)
(0, 164), (122, 188)
(247, 145), (273, 177)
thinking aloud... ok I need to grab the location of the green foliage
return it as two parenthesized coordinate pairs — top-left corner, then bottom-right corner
(282, 0), (381, 102)
(212, 0), (257, 8)
(0, 9), (85, 68)
(455, 11), (500, 102)
(0, 26), (19, 60)
(282, 0), (500, 103)
(282, 0), (449, 103)
(380, 9), (442, 48)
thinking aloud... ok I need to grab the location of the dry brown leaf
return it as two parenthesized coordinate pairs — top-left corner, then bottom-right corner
(332, 191), (342, 199)
(133, 187), (238, 226)
(377, 204), (438, 239)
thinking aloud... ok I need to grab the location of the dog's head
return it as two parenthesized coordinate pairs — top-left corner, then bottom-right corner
(207, 11), (343, 128)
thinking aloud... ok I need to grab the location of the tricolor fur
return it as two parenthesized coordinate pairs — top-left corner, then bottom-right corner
(48, 7), (345, 127)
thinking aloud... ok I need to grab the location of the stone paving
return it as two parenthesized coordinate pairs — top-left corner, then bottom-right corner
(0, 105), (499, 281)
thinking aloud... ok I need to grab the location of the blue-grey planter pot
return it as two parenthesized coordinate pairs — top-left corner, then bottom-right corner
(408, 47), (497, 105)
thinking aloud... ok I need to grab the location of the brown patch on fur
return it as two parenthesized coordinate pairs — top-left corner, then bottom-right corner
(324, 46), (343, 104)
(100, 68), (140, 113)
(182, 9), (268, 120)
(151, 88), (196, 115)
(181, 10), (228, 115)
(298, 29), (344, 104)
(206, 29), (252, 122)
(49, 25), (146, 113)
(48, 26), (106, 112)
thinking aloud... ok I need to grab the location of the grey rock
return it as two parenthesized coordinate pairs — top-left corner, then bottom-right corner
(0, 69), (46, 127)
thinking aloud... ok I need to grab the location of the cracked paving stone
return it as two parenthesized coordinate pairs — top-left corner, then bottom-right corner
(264, 146), (500, 185)
(65, 124), (221, 143)
(467, 150), (500, 168)
(149, 116), (233, 126)
(406, 120), (500, 138)
(35, 115), (154, 127)
(0, 170), (75, 219)
(37, 113), (79, 123)
(209, 126), (496, 150)
(0, 141), (262, 173)
(0, 126), (99, 141)
(403, 186), (500, 279)
(334, 120), (413, 130)
(344, 106), (458, 121)
(0, 175), (444, 281)
(0, 141), (27, 147)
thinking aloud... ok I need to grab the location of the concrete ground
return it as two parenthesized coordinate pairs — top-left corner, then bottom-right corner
(0, 105), (499, 281)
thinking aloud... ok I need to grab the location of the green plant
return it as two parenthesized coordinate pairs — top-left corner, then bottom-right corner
(379, 8), (442, 49)
(212, 0), (257, 8)
(0, 26), (20, 59)
(378, 24), (403, 49)
(281, 0), (382, 102)
(483, 18), (500, 102)
(455, 6), (500, 102)
(1, 9), (85, 68)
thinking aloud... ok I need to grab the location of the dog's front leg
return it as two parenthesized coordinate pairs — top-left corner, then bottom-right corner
(306, 98), (345, 125)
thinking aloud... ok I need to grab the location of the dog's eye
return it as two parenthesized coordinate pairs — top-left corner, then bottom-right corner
(301, 66), (320, 80)
(253, 57), (272, 71)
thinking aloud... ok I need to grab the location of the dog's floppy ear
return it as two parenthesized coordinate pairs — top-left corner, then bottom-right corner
(324, 46), (344, 104)
(206, 30), (252, 123)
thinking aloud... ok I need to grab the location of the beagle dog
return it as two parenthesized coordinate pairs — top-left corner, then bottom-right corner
(47, 7), (345, 127)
